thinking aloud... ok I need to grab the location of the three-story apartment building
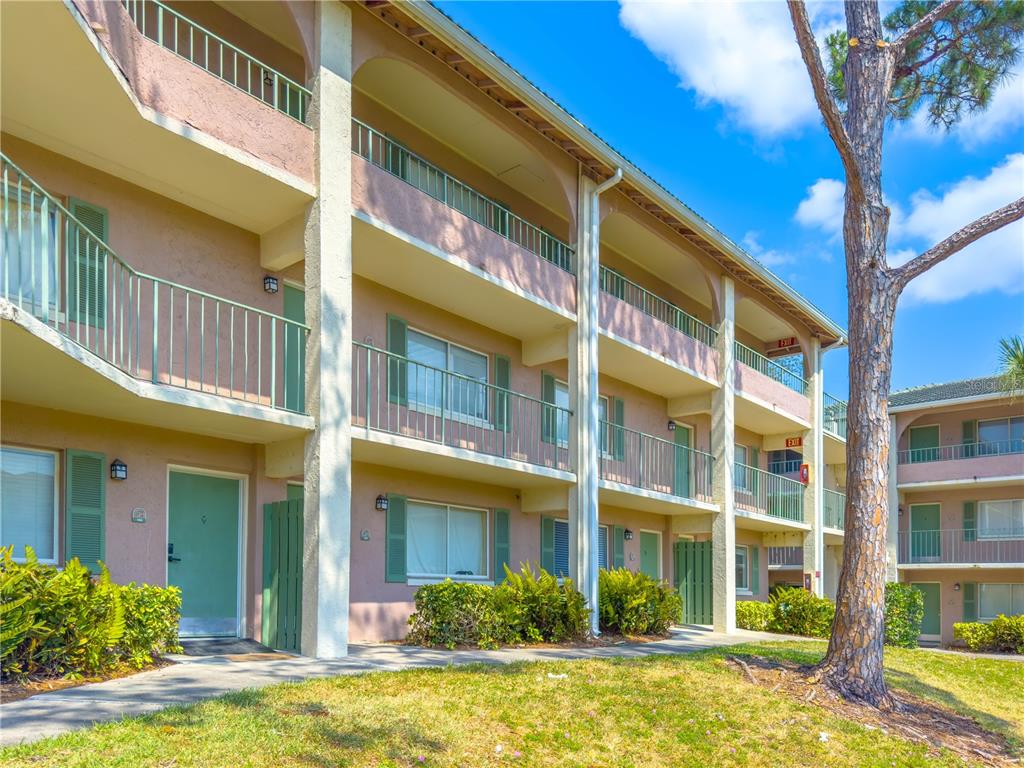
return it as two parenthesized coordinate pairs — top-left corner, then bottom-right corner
(886, 377), (1024, 644)
(0, 0), (848, 657)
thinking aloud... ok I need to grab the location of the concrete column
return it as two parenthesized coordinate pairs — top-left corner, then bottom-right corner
(570, 174), (600, 635)
(803, 338), (824, 596)
(301, 1), (352, 659)
(711, 276), (736, 633)
(886, 415), (900, 581)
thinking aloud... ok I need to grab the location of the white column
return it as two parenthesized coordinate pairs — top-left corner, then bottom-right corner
(302, 1), (352, 659)
(803, 338), (824, 596)
(712, 276), (736, 633)
(886, 415), (900, 581)
(570, 175), (600, 635)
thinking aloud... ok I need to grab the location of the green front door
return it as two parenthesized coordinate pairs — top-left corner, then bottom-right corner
(168, 471), (241, 637)
(283, 284), (305, 413)
(910, 504), (941, 562)
(640, 531), (660, 579)
(674, 539), (713, 625)
(909, 425), (940, 463)
(672, 425), (692, 498)
(911, 583), (941, 636)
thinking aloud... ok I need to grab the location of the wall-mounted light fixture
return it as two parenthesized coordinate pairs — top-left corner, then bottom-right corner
(263, 275), (279, 294)
(667, 420), (676, 431)
(953, 582), (961, 592)
(623, 528), (634, 541)
(110, 459), (128, 481)
(375, 495), (389, 512)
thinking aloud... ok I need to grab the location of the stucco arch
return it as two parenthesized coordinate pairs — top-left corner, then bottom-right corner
(734, 290), (812, 369)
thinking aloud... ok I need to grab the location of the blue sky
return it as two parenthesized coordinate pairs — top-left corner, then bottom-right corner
(434, 1), (1024, 399)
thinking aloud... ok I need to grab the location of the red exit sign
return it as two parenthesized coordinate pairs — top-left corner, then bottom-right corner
(785, 437), (803, 448)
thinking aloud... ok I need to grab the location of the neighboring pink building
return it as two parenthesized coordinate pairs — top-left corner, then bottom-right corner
(0, 0), (847, 655)
(887, 377), (1024, 644)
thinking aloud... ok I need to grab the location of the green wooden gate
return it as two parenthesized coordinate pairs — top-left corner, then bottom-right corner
(262, 499), (303, 653)
(673, 540), (713, 625)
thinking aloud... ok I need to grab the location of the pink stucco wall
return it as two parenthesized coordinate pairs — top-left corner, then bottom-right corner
(352, 156), (577, 316)
(735, 362), (811, 423)
(898, 454), (1024, 485)
(72, 0), (313, 184)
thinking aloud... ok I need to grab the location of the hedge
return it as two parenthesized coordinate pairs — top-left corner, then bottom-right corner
(954, 615), (1024, 654)
(735, 600), (773, 631)
(598, 568), (681, 635)
(884, 582), (924, 648)
(1, 547), (182, 680)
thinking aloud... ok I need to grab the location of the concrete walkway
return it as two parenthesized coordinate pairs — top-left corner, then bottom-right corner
(1, 626), (780, 747)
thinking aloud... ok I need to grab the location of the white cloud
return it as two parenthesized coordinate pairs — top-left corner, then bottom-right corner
(794, 178), (844, 236)
(618, 1), (843, 137)
(894, 154), (1024, 303)
(742, 231), (794, 267)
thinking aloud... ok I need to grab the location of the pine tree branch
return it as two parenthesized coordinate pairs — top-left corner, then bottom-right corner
(786, 0), (865, 203)
(892, 196), (1024, 288)
(891, 0), (960, 60)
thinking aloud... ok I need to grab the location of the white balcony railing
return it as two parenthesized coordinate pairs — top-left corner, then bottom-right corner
(598, 421), (714, 503)
(897, 529), (1024, 565)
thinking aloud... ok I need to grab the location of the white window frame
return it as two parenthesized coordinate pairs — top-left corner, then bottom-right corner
(0, 445), (60, 564)
(977, 499), (1024, 540)
(406, 328), (490, 427)
(735, 544), (750, 594)
(978, 583), (1024, 621)
(405, 499), (490, 582)
(734, 443), (750, 492)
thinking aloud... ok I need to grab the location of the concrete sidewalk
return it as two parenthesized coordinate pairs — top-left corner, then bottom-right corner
(1, 626), (781, 747)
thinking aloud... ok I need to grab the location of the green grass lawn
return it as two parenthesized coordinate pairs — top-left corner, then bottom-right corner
(3, 642), (1020, 767)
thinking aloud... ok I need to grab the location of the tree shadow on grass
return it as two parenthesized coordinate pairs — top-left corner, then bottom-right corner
(295, 720), (447, 767)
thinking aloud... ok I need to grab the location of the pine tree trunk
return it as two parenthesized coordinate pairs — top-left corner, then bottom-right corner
(816, 1), (900, 707)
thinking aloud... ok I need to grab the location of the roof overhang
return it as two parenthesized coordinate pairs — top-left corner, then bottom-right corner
(888, 391), (1011, 413)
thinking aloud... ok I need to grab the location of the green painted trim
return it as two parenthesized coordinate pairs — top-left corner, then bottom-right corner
(612, 525), (625, 568)
(493, 509), (510, 582)
(963, 501), (977, 542)
(385, 494), (407, 583)
(64, 449), (106, 573)
(540, 516), (555, 573)
(963, 581), (978, 622)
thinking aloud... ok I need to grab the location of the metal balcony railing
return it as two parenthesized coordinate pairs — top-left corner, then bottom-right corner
(351, 119), (575, 274)
(352, 342), (571, 471)
(824, 393), (847, 439)
(897, 529), (1024, 565)
(734, 342), (809, 395)
(768, 546), (803, 568)
(768, 458), (802, 475)
(597, 421), (714, 502)
(598, 266), (717, 348)
(735, 463), (804, 523)
(823, 488), (845, 530)
(897, 439), (1024, 464)
(121, 0), (311, 123)
(1, 155), (309, 413)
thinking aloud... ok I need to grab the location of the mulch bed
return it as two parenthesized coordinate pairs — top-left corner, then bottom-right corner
(0, 658), (175, 704)
(725, 655), (1018, 767)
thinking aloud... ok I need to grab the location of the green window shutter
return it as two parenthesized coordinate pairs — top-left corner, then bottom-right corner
(749, 447), (760, 495)
(612, 397), (626, 461)
(494, 355), (511, 432)
(540, 516), (555, 573)
(493, 509), (511, 582)
(963, 501), (977, 542)
(541, 372), (556, 445)
(751, 546), (760, 594)
(963, 582), (978, 622)
(68, 199), (108, 328)
(386, 315), (408, 406)
(385, 494), (407, 583)
(962, 420), (977, 458)
(613, 525), (625, 568)
(65, 449), (106, 573)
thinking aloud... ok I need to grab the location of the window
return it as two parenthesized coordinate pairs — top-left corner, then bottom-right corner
(735, 444), (749, 491)
(978, 417), (1024, 455)
(735, 545), (749, 592)
(2, 191), (59, 315)
(406, 329), (488, 422)
(768, 449), (802, 475)
(552, 520), (609, 577)
(978, 500), (1024, 539)
(979, 583), (1024, 620)
(0, 447), (58, 562)
(554, 382), (611, 455)
(406, 501), (487, 579)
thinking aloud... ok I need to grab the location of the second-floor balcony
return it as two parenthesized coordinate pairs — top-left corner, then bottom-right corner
(824, 393), (847, 440)
(896, 439), (1024, 488)
(1, 154), (310, 439)
(823, 488), (845, 531)
(768, 545), (803, 568)
(733, 342), (810, 432)
(897, 529), (1024, 567)
(735, 463), (805, 525)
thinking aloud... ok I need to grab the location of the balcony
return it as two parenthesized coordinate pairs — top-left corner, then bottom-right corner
(598, 267), (719, 398)
(735, 464), (807, 530)
(598, 422), (715, 514)
(351, 342), (573, 487)
(897, 529), (1024, 568)
(823, 488), (845, 539)
(823, 393), (847, 439)
(734, 342), (810, 433)
(896, 440), (1024, 490)
(768, 545), (803, 569)
(0, 154), (311, 441)
(350, 119), (577, 341)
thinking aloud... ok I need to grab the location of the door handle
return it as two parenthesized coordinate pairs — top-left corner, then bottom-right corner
(168, 543), (181, 563)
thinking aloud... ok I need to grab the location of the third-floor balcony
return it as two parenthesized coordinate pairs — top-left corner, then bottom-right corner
(897, 529), (1024, 568)
(896, 439), (1024, 489)
(735, 463), (807, 530)
(823, 488), (845, 534)
(734, 342), (810, 433)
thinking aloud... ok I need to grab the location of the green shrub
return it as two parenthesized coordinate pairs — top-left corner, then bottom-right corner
(884, 582), (924, 648)
(736, 600), (773, 631)
(768, 587), (835, 638)
(0, 546), (181, 681)
(598, 568), (681, 635)
(955, 616), (1024, 654)
(406, 565), (589, 649)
